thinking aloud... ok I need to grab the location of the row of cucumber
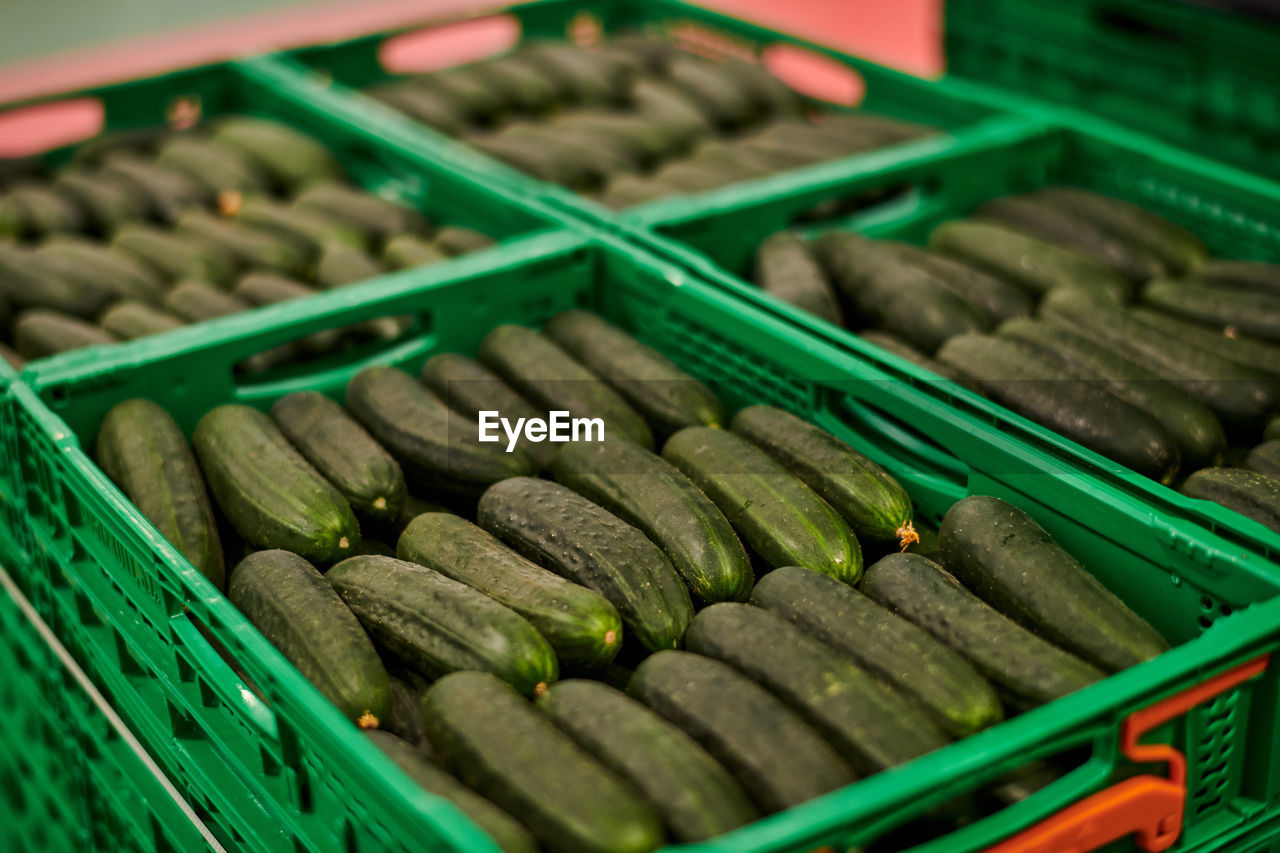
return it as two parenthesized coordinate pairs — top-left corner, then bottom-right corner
(90, 307), (1169, 851)
(365, 33), (938, 208)
(752, 186), (1280, 531)
(0, 116), (496, 367)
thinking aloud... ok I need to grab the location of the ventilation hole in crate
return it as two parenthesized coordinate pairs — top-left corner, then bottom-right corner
(1221, 603), (1234, 616)
(1190, 692), (1240, 816)
(1201, 596), (1215, 611)
(1198, 614), (1215, 631)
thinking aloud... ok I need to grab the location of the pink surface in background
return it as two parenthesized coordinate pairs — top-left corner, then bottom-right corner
(0, 0), (941, 157)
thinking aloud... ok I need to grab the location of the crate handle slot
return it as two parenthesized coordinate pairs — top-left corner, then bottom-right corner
(986, 654), (1269, 853)
(379, 15), (520, 74)
(0, 97), (104, 158)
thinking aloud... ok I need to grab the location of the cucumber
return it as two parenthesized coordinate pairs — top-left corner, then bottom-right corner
(536, 679), (759, 842)
(193, 404), (360, 562)
(0, 243), (117, 318)
(632, 80), (714, 148)
(383, 235), (449, 271)
(471, 56), (560, 114)
(544, 310), (723, 435)
(229, 550), (389, 725)
(1141, 280), (1280, 342)
(663, 426), (862, 583)
(812, 232), (988, 354)
(1190, 260), (1280, 295)
(365, 730), (537, 853)
(423, 671), (663, 853)
(177, 209), (309, 276)
(997, 317), (1226, 468)
(5, 183), (84, 236)
(885, 243), (1034, 325)
(939, 495), (1169, 672)
(398, 513), (622, 670)
(316, 242), (384, 288)
(629, 650), (856, 813)
(380, 676), (428, 747)
(723, 58), (804, 118)
(1246, 441), (1280, 477)
(521, 43), (634, 107)
(937, 333), (1181, 481)
(111, 224), (239, 285)
(52, 171), (146, 233)
(857, 330), (964, 381)
(96, 398), (224, 586)
(753, 232), (843, 326)
(552, 438), (753, 603)
(750, 566), (1000, 738)
(1181, 468), (1280, 533)
(477, 477), (693, 653)
(39, 238), (166, 305)
(98, 300), (184, 340)
(431, 226), (496, 257)
(235, 197), (367, 254)
(366, 83), (467, 136)
(687, 603), (949, 774)
(494, 124), (635, 186)
(929, 220), (1131, 301)
(211, 118), (344, 191)
(598, 175), (669, 209)
(730, 405), (913, 544)
(975, 194), (1166, 281)
(1128, 308), (1280, 379)
(667, 56), (759, 129)
(423, 67), (509, 121)
(598, 34), (679, 75)
(861, 553), (1105, 706)
(468, 135), (599, 191)
(14, 309), (117, 357)
(478, 324), (654, 448)
(155, 138), (270, 196)
(1269, 417), (1280, 442)
(1041, 288), (1280, 425)
(550, 113), (674, 169)
(1030, 187), (1208, 274)
(345, 366), (536, 496)
(234, 272), (314, 305)
(329, 555), (557, 694)
(163, 280), (250, 322)
(419, 353), (557, 469)
(293, 184), (428, 243)
(272, 391), (406, 524)
(99, 153), (210, 222)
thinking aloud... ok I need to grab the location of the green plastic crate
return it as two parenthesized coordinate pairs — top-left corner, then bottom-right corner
(945, 0), (1280, 179)
(266, 0), (1027, 230)
(8, 232), (1280, 852)
(628, 115), (1280, 567)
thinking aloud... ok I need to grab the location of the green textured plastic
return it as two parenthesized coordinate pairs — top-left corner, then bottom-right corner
(270, 0), (1019, 228)
(945, 0), (1280, 180)
(633, 118), (1280, 566)
(7, 234), (1280, 852)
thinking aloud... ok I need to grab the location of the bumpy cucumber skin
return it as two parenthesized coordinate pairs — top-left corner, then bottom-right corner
(1182, 468), (1280, 534)
(939, 496), (1169, 672)
(1191, 260), (1280, 295)
(97, 398), (224, 587)
(753, 232), (844, 326)
(329, 555), (558, 695)
(884, 242), (1033, 325)
(1128, 308), (1280, 380)
(422, 671), (664, 853)
(477, 477), (693, 653)
(536, 679), (760, 843)
(1247, 441), (1280, 477)
(552, 439), (753, 603)
(13, 309), (116, 357)
(398, 513), (622, 670)
(229, 550), (388, 724)
(1141, 280), (1280, 342)
(193, 404), (360, 562)
(664, 426), (862, 583)
(98, 301), (184, 340)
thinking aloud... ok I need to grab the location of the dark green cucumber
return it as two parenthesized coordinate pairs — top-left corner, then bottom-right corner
(4, 183), (84, 236)
(229, 550), (388, 724)
(753, 231), (843, 326)
(477, 477), (693, 653)
(99, 153), (210, 222)
(1246, 441), (1280, 477)
(471, 55), (560, 114)
(1041, 288), (1280, 425)
(663, 426), (862, 583)
(812, 232), (988, 354)
(550, 112), (675, 169)
(553, 438), (753, 603)
(1128, 308), (1280, 379)
(422, 66), (509, 121)
(731, 405), (913, 544)
(383, 234), (449, 271)
(0, 243), (117, 318)
(193, 404), (360, 562)
(1141, 280), (1280, 342)
(478, 324), (654, 448)
(39, 238), (166, 305)
(423, 671), (662, 853)
(862, 553), (1105, 706)
(975, 194), (1166, 281)
(936, 333), (1182, 482)
(316, 242), (384, 288)
(536, 679), (759, 842)
(380, 676), (428, 747)
(235, 197), (367, 254)
(13, 309), (116, 357)
(723, 58), (804, 118)
(97, 398), (224, 586)
(330, 555), (557, 694)
(163, 281), (250, 322)
(667, 56), (759, 129)
(885, 243), (1034, 325)
(233, 272), (314, 305)
(366, 83), (467, 136)
(929, 220), (1131, 301)
(1190, 260), (1280, 295)
(177, 209), (309, 276)
(857, 330), (964, 381)
(939, 495), (1168, 672)
(398, 513), (622, 669)
(1031, 186), (1208, 274)
(598, 175), (669, 209)
(751, 567), (1000, 738)
(997, 317), (1226, 468)
(211, 118), (343, 191)
(544, 310), (724, 436)
(629, 650), (856, 813)
(632, 80), (714, 148)
(419, 353), (557, 469)
(155, 138), (270, 196)
(272, 391), (406, 524)
(345, 366), (536, 496)
(98, 301), (184, 340)
(1269, 417), (1280, 442)
(52, 171), (146, 233)
(468, 134), (601, 191)
(432, 226), (496, 257)
(111, 224), (238, 285)
(521, 43), (634, 107)
(293, 183), (428, 243)
(365, 730), (537, 853)
(494, 124), (636, 185)
(686, 603), (949, 774)
(1181, 468), (1280, 533)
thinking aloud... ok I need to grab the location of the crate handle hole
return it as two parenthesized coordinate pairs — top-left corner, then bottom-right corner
(762, 44), (864, 107)
(0, 97), (104, 159)
(379, 15), (520, 74)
